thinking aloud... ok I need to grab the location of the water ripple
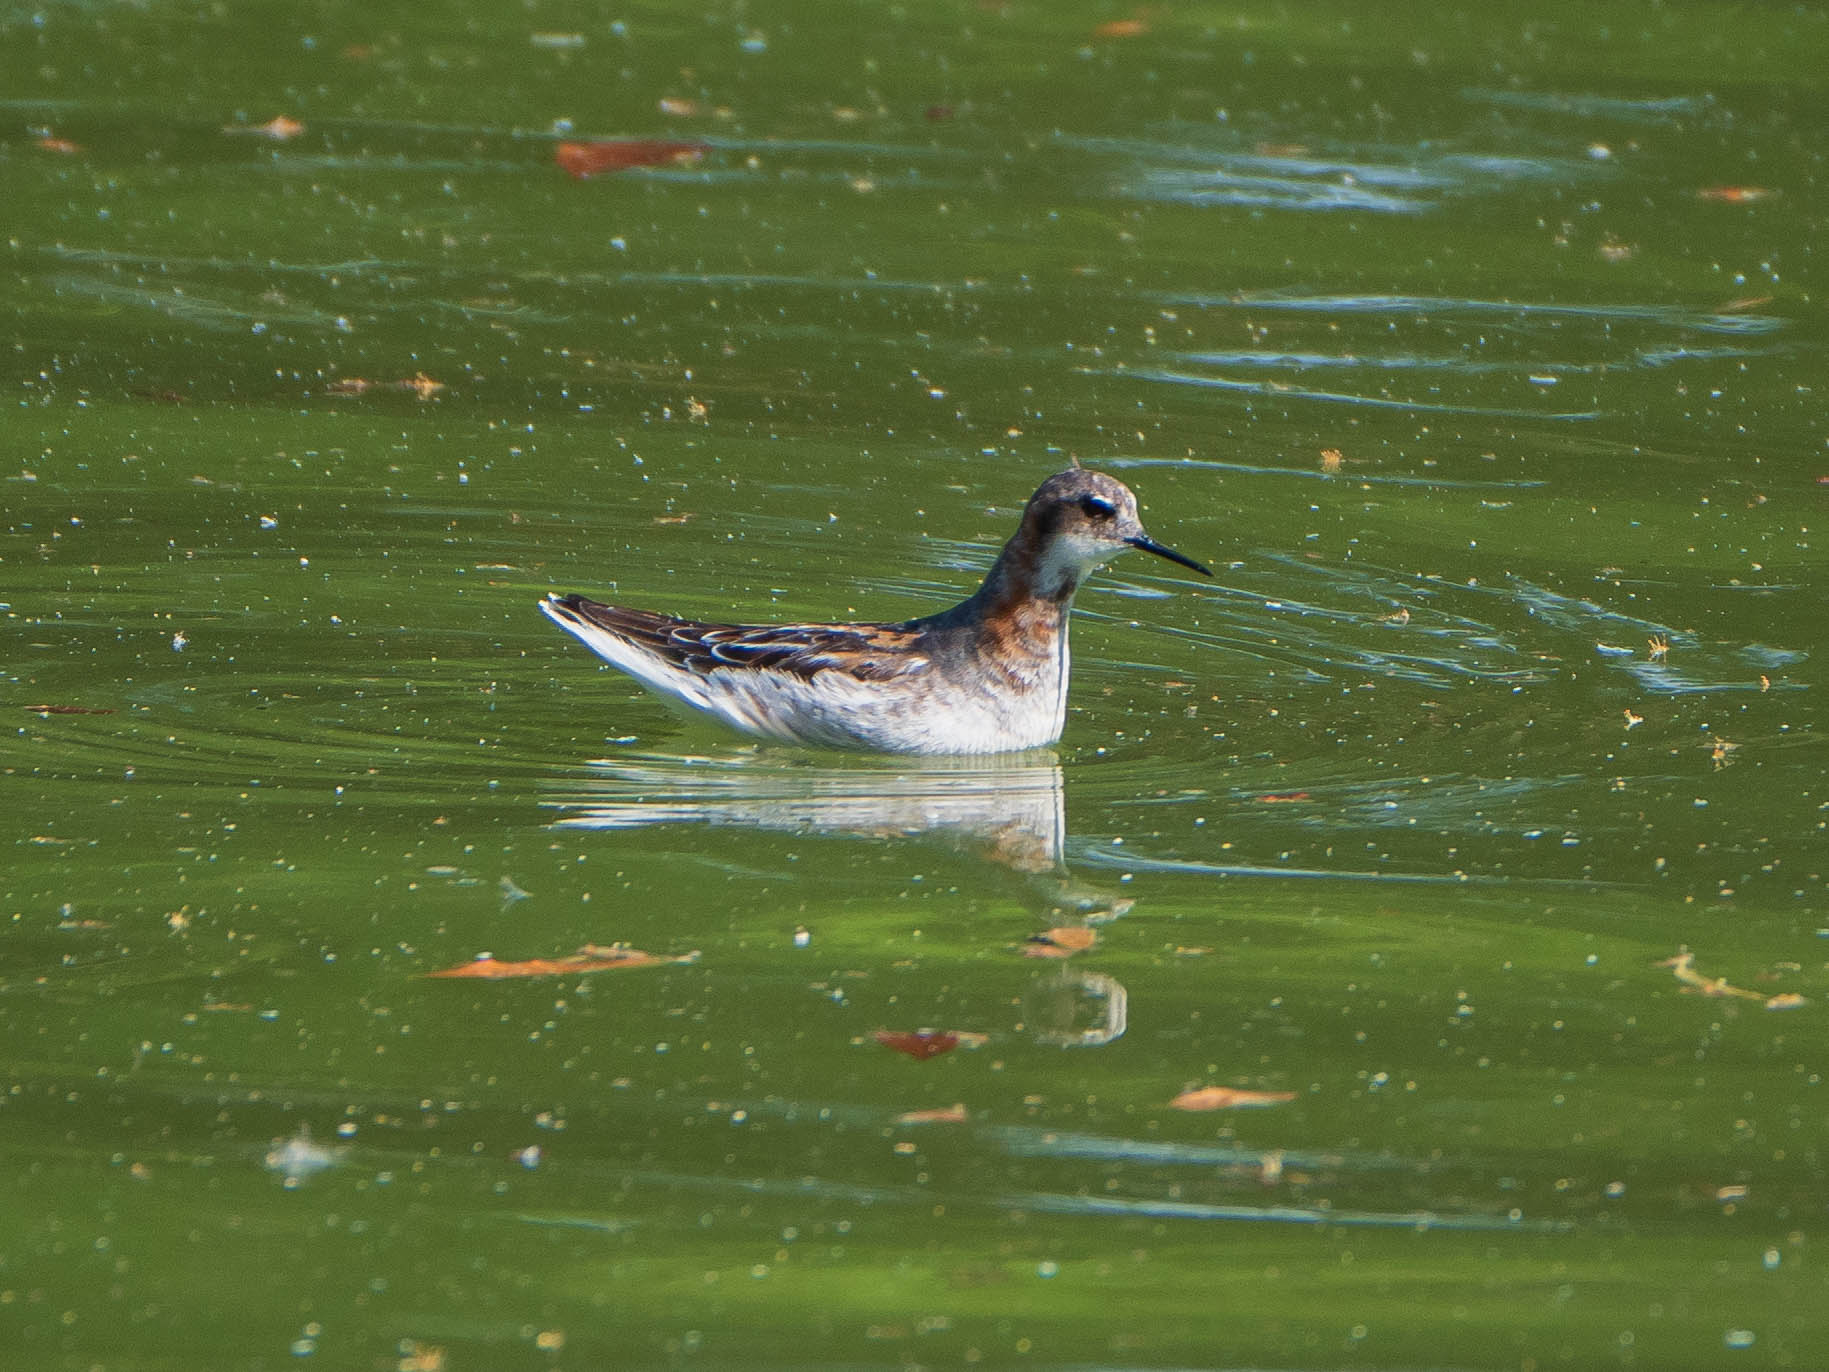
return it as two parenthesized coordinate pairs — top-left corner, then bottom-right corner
(1108, 364), (1602, 421)
(1460, 87), (1711, 122)
(1067, 132), (1594, 215)
(1155, 288), (1786, 337)
(1103, 455), (1546, 491)
(1007, 1188), (1571, 1233)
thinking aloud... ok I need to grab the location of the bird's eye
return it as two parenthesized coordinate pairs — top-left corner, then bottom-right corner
(1080, 494), (1117, 519)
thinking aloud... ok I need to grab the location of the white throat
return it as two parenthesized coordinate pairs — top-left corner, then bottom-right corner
(1034, 530), (1119, 601)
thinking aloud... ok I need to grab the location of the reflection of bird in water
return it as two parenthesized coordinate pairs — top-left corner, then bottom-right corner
(541, 467), (1209, 754)
(547, 749), (1069, 873)
(547, 748), (1136, 1047)
(1024, 971), (1129, 1048)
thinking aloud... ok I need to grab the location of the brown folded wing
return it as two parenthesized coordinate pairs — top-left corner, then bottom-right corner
(551, 595), (927, 683)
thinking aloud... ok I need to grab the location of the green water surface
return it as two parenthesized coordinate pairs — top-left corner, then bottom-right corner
(3, 2), (1825, 1368)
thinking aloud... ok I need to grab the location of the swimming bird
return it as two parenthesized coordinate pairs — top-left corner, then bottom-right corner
(541, 467), (1210, 754)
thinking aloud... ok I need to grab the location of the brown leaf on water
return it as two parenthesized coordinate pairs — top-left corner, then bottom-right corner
(874, 1029), (987, 1060)
(426, 944), (698, 979)
(876, 1029), (957, 1060)
(24, 704), (115, 715)
(1168, 1085), (1297, 1112)
(555, 139), (706, 179)
(1021, 927), (1097, 959)
(894, 1103), (969, 1124)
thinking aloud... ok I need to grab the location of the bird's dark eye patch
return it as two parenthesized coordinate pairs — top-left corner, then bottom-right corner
(1079, 494), (1117, 519)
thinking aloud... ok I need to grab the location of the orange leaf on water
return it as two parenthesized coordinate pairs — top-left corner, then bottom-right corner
(555, 139), (706, 179)
(427, 944), (697, 979)
(1697, 186), (1775, 203)
(225, 115), (304, 140)
(1168, 1086), (1297, 1112)
(1657, 949), (1767, 1002)
(1020, 927), (1098, 959)
(395, 372), (444, 400)
(323, 375), (443, 399)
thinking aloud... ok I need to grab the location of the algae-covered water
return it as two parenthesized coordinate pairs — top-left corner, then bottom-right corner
(3, 2), (1825, 1367)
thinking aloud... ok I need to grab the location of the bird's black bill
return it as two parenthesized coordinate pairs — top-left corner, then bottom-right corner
(1128, 535), (1212, 577)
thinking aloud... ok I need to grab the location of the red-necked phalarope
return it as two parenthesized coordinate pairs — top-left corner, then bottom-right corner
(541, 467), (1210, 754)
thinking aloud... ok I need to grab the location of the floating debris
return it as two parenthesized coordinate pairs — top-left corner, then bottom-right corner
(1169, 1086), (1298, 1112)
(265, 1127), (344, 1186)
(874, 1029), (988, 1060)
(554, 139), (706, 179)
(225, 115), (304, 140)
(427, 944), (698, 979)
(1021, 927), (1098, 959)
(1656, 950), (1808, 1010)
